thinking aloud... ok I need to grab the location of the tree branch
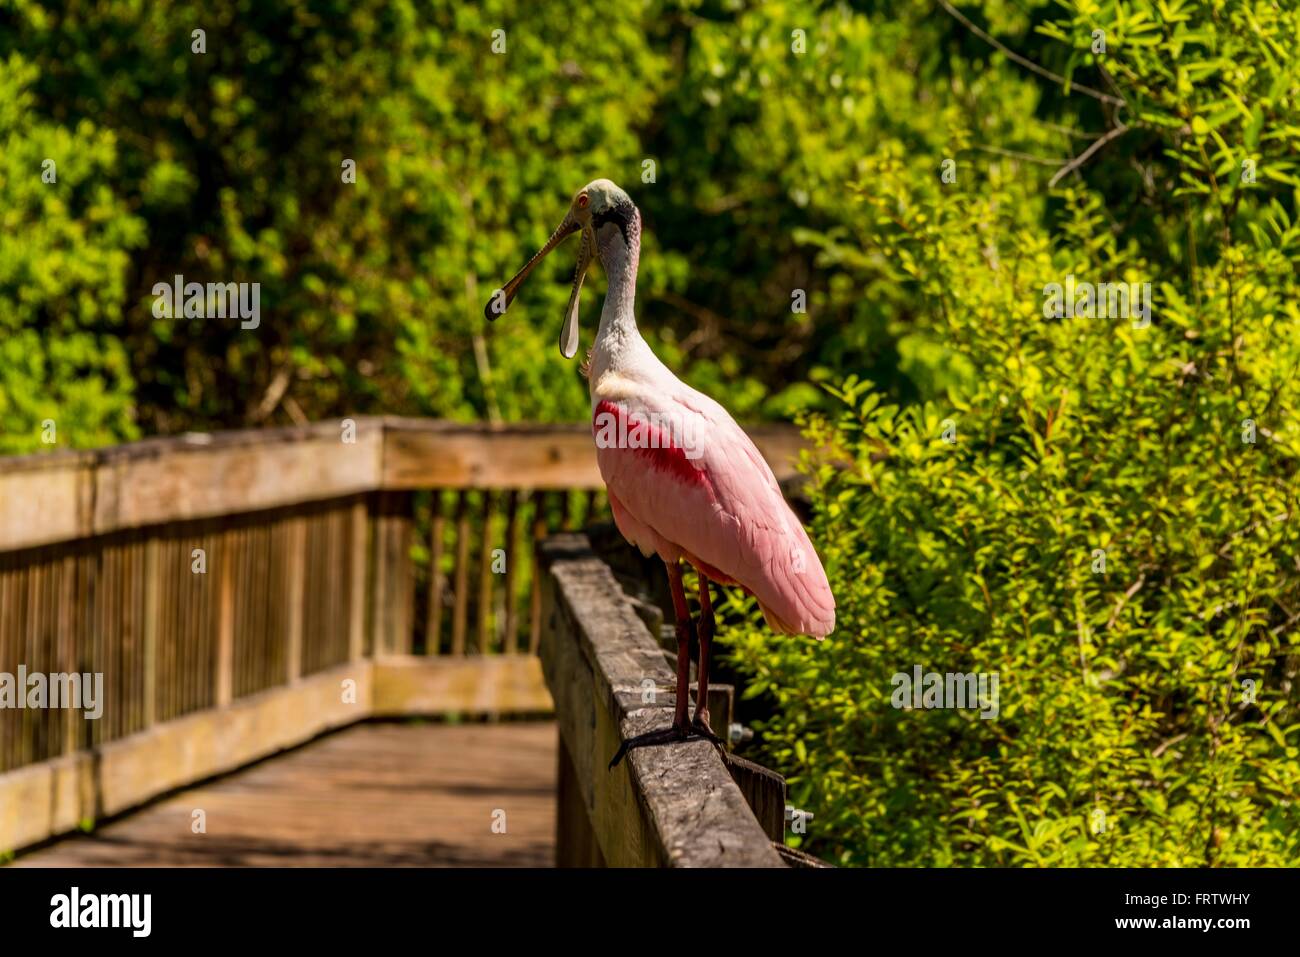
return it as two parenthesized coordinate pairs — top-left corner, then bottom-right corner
(1049, 123), (1129, 188)
(937, 0), (1126, 107)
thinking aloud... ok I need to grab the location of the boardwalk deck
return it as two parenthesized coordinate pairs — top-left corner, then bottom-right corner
(10, 721), (557, 868)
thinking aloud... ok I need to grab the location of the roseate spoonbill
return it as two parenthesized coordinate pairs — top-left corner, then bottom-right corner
(486, 179), (835, 767)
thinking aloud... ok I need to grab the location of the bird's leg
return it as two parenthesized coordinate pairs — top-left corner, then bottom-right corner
(692, 576), (714, 734)
(668, 560), (693, 730)
(608, 561), (716, 769)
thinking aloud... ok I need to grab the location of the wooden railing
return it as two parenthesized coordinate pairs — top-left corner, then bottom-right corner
(540, 532), (788, 867)
(0, 417), (805, 855)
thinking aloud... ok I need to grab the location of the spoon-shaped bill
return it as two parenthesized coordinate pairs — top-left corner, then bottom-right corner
(559, 227), (592, 359)
(484, 212), (579, 322)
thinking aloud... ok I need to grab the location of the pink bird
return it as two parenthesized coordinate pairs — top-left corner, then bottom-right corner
(487, 179), (834, 766)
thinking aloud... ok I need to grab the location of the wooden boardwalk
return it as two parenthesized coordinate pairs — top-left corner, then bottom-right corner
(11, 721), (557, 867)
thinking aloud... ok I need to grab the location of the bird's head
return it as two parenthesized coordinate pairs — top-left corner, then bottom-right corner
(484, 178), (639, 359)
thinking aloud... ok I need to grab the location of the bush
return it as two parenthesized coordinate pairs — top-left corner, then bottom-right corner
(724, 0), (1300, 866)
(0, 53), (144, 453)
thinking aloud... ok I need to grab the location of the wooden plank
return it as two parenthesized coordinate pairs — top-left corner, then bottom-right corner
(722, 751), (787, 843)
(381, 421), (601, 490)
(93, 423), (384, 536)
(369, 655), (553, 716)
(381, 418), (806, 489)
(0, 419), (805, 552)
(12, 722), (557, 868)
(0, 423), (383, 553)
(556, 732), (604, 867)
(538, 533), (784, 868)
(0, 455), (94, 553)
(0, 661), (370, 853)
(0, 655), (557, 853)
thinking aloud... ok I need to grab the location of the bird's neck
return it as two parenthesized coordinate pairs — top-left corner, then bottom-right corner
(590, 219), (647, 380)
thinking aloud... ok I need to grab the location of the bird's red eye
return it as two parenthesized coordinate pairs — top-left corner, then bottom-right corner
(577, 194), (589, 209)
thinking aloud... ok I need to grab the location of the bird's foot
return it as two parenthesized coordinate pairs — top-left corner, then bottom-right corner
(690, 712), (728, 756)
(608, 721), (720, 770)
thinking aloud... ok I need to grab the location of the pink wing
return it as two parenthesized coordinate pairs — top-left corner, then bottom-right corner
(592, 390), (835, 637)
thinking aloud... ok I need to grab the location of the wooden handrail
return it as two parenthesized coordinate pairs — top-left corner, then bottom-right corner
(0, 417), (807, 553)
(539, 532), (785, 867)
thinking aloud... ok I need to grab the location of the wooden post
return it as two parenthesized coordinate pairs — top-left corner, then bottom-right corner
(723, 752), (787, 844)
(705, 684), (734, 743)
(555, 732), (604, 867)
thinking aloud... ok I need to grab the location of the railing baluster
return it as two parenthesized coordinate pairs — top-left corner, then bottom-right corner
(528, 491), (547, 655)
(477, 490), (494, 654)
(561, 489), (574, 530)
(89, 543), (102, 750)
(24, 554), (32, 758)
(59, 552), (76, 753)
(503, 490), (519, 654)
(328, 510), (338, 665)
(216, 524), (235, 707)
(0, 560), (9, 771)
(286, 514), (306, 684)
(32, 553), (47, 758)
(372, 491), (415, 657)
(175, 535), (185, 717)
(426, 491), (446, 655)
(123, 536), (138, 738)
(348, 498), (367, 661)
(451, 491), (471, 656)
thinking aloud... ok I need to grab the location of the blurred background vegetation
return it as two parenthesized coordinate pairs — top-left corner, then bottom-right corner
(2, 0), (1297, 866)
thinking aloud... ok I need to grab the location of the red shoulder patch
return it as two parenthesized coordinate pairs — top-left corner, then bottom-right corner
(593, 400), (715, 497)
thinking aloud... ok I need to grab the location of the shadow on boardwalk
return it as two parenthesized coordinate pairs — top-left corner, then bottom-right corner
(12, 722), (557, 867)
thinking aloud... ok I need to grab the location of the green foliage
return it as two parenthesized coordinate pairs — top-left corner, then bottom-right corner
(723, 1), (1300, 866)
(0, 0), (664, 443)
(0, 52), (144, 453)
